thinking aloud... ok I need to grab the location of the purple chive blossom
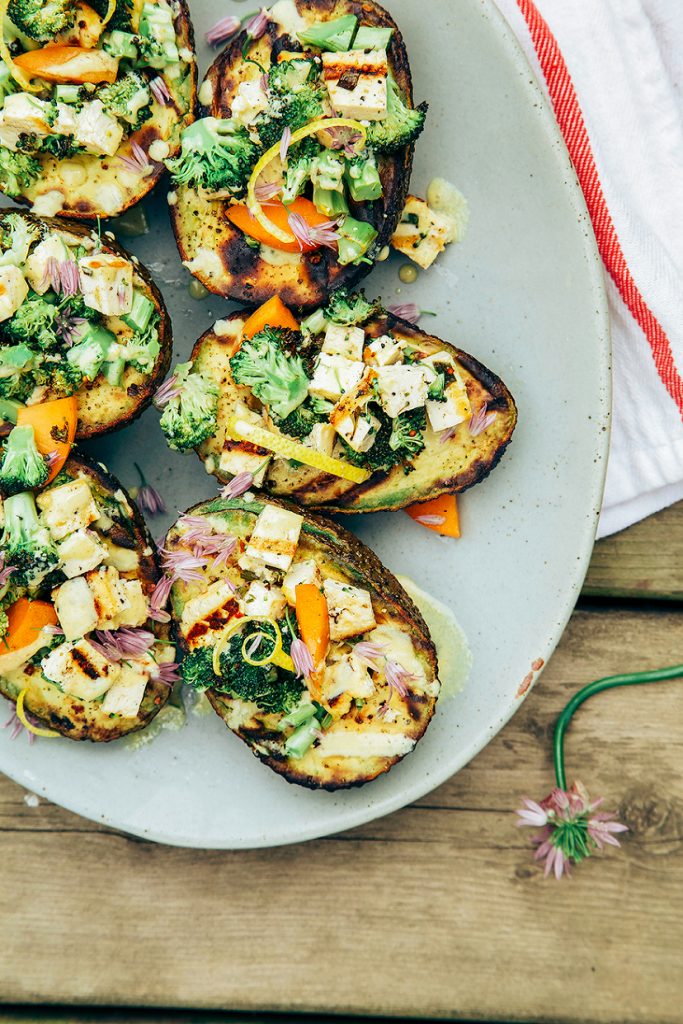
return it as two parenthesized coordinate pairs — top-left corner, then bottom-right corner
(387, 302), (421, 325)
(90, 627), (156, 662)
(148, 574), (173, 623)
(151, 660), (181, 686)
(150, 76), (172, 104)
(44, 624), (64, 636)
(325, 125), (362, 156)
(118, 141), (152, 176)
(0, 553), (17, 589)
(2, 707), (35, 744)
(55, 308), (87, 347)
(517, 782), (628, 880)
(134, 463), (166, 517)
(279, 126), (292, 164)
(154, 374), (181, 408)
(288, 213), (340, 251)
(259, 72), (269, 94)
(245, 633), (263, 658)
(245, 7), (270, 39)
(353, 641), (386, 670)
(254, 179), (280, 203)
(205, 13), (241, 46)
(41, 257), (80, 297)
(385, 660), (418, 698)
(440, 425), (460, 444)
(160, 546), (207, 582)
(220, 472), (254, 499)
(291, 638), (314, 680)
(413, 513), (446, 527)
(469, 403), (497, 437)
(175, 516), (238, 570)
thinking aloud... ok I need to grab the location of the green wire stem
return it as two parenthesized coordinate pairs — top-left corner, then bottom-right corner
(553, 663), (683, 791)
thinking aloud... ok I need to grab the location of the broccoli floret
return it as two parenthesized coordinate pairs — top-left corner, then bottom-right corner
(37, 134), (86, 159)
(230, 328), (309, 421)
(0, 344), (39, 402)
(66, 338), (106, 381)
(8, 0), (74, 41)
(0, 148), (41, 199)
(123, 317), (160, 374)
(0, 604), (8, 640)
(366, 73), (427, 153)
(0, 61), (17, 105)
(5, 296), (60, 351)
(344, 150), (383, 202)
(0, 213), (39, 268)
(268, 58), (320, 96)
(0, 424), (48, 496)
(59, 294), (101, 324)
(98, 71), (152, 131)
(341, 407), (425, 472)
(278, 401), (326, 441)
(389, 408), (426, 459)
(254, 69), (326, 151)
(324, 287), (381, 326)
(46, 358), (83, 398)
(281, 137), (320, 205)
(165, 117), (260, 197)
(1, 491), (59, 589)
(90, 0), (134, 32)
(181, 646), (215, 692)
(159, 361), (219, 452)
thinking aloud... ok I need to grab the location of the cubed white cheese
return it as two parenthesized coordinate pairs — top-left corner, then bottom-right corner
(315, 729), (415, 759)
(391, 195), (458, 270)
(0, 265), (28, 322)
(100, 661), (150, 718)
(57, 529), (106, 579)
(37, 479), (99, 541)
(23, 234), (72, 295)
(334, 410), (381, 453)
(115, 579), (148, 628)
(425, 376), (472, 433)
(324, 578), (377, 641)
(86, 566), (126, 629)
(322, 323), (365, 361)
(323, 653), (375, 702)
(308, 353), (365, 403)
(282, 559), (322, 606)
(73, 100), (124, 157)
(305, 422), (336, 457)
(245, 504), (303, 572)
(53, 102), (79, 136)
(219, 440), (271, 485)
(240, 580), (287, 620)
(102, 538), (139, 573)
(180, 579), (239, 647)
(322, 49), (388, 121)
(376, 364), (430, 419)
(78, 253), (134, 316)
(42, 639), (120, 700)
(0, 93), (52, 149)
(230, 79), (268, 127)
(366, 334), (404, 367)
(53, 576), (98, 640)
(368, 623), (431, 694)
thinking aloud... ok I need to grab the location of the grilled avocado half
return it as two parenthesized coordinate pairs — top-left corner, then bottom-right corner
(0, 0), (197, 218)
(0, 212), (172, 439)
(168, 496), (439, 789)
(0, 452), (174, 741)
(172, 294), (517, 514)
(170, 0), (423, 307)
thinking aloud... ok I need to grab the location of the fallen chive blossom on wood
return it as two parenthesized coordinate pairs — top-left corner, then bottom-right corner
(205, 13), (241, 46)
(387, 302), (421, 324)
(516, 661), (683, 878)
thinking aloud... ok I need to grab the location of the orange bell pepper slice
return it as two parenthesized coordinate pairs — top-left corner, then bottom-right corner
(14, 45), (119, 84)
(17, 397), (78, 485)
(406, 495), (461, 538)
(227, 197), (331, 254)
(4, 598), (58, 653)
(242, 296), (300, 340)
(295, 583), (330, 701)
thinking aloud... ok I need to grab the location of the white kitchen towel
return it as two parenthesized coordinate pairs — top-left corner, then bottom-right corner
(495, 0), (683, 538)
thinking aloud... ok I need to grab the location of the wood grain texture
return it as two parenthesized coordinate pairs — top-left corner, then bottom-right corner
(1, 607), (682, 1023)
(584, 501), (683, 600)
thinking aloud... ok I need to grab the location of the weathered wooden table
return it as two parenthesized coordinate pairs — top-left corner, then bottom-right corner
(2, 505), (682, 1024)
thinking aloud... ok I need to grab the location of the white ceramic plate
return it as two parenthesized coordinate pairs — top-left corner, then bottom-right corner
(0, 0), (610, 848)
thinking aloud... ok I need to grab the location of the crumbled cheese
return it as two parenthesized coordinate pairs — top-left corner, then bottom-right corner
(0, 265), (28, 322)
(322, 323), (365, 361)
(53, 576), (98, 640)
(73, 100), (123, 157)
(78, 253), (134, 316)
(245, 504), (303, 572)
(37, 480), (100, 541)
(322, 49), (388, 121)
(392, 194), (460, 270)
(375, 364), (431, 419)
(308, 353), (365, 403)
(240, 580), (287, 620)
(282, 559), (322, 605)
(230, 79), (268, 128)
(324, 579), (377, 641)
(56, 529), (106, 579)
(366, 334), (404, 367)
(42, 639), (120, 700)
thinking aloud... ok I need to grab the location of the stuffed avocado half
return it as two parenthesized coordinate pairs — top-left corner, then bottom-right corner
(168, 0), (426, 307)
(156, 289), (517, 515)
(0, 211), (172, 439)
(168, 495), (439, 789)
(0, 451), (175, 741)
(0, 0), (196, 217)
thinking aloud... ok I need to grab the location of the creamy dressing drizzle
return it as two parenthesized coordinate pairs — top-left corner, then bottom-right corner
(396, 575), (472, 701)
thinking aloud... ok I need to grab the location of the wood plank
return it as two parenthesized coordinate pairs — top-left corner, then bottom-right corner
(584, 500), (683, 600)
(1, 607), (683, 1024)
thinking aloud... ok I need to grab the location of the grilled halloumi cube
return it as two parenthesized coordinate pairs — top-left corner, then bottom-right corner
(84, 565), (124, 629)
(305, 422), (336, 457)
(369, 623), (433, 695)
(322, 49), (388, 121)
(245, 504), (303, 572)
(425, 376), (472, 433)
(0, 265), (28, 322)
(102, 538), (140, 573)
(323, 652), (375, 702)
(101, 660), (150, 718)
(53, 102), (79, 137)
(38, 479), (100, 541)
(240, 580), (287, 620)
(334, 410), (381, 453)
(308, 353), (366, 403)
(78, 253), (134, 316)
(180, 579), (239, 647)
(282, 559), (322, 606)
(376, 364), (430, 419)
(24, 234), (73, 295)
(366, 334), (404, 367)
(230, 79), (268, 127)
(0, 93), (52, 150)
(54, 575), (98, 640)
(73, 99), (124, 157)
(57, 529), (106, 579)
(219, 440), (271, 485)
(391, 195), (458, 269)
(324, 579), (377, 641)
(42, 639), (120, 701)
(116, 579), (148, 628)
(322, 323), (365, 361)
